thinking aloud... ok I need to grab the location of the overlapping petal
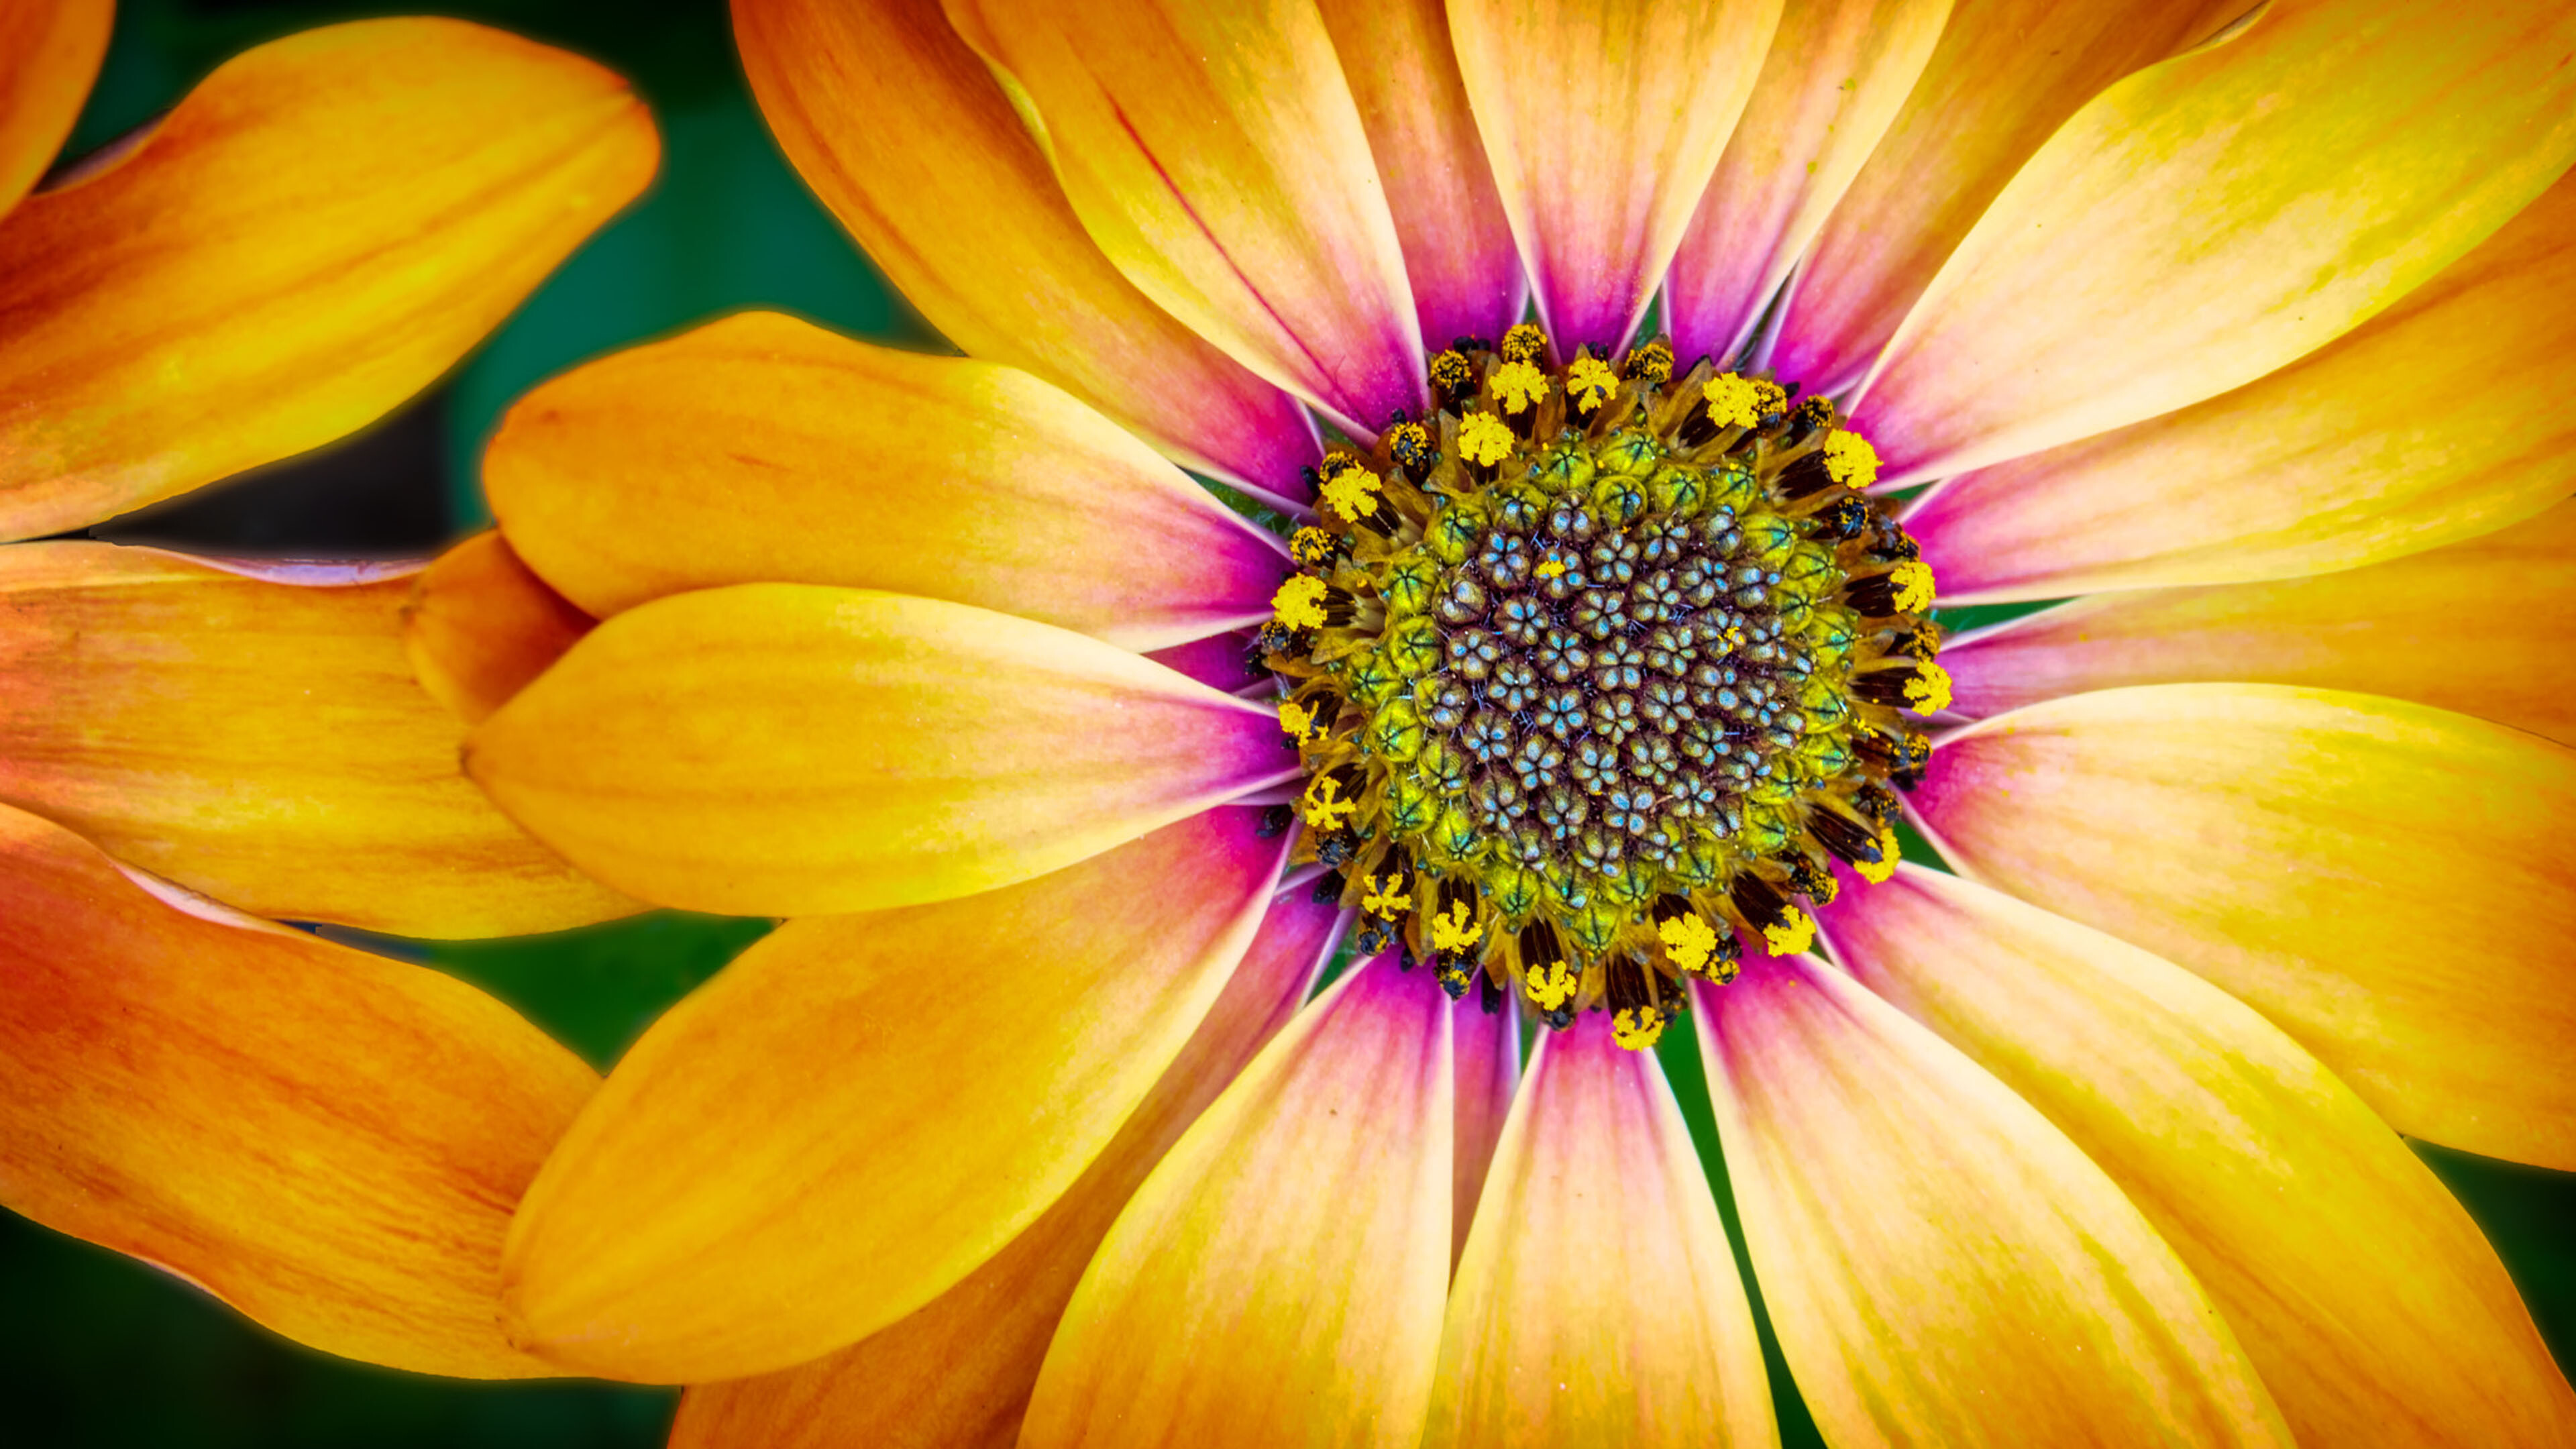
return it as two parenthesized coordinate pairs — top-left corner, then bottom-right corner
(502, 809), (1287, 1382)
(0, 803), (594, 1379)
(1662, 0), (1951, 366)
(1426, 1014), (1775, 1449)
(0, 0), (109, 215)
(667, 892), (1343, 1449)
(1912, 684), (2576, 1170)
(1854, 0), (2576, 485)
(1907, 170), (2576, 600)
(1448, 0), (1782, 354)
(733, 0), (1320, 500)
(0, 18), (658, 541)
(468, 586), (1294, 917)
(1020, 951), (1452, 1449)
(486, 311), (1287, 645)
(1940, 499), (2576, 745)
(1316, 0), (1522, 350)
(1693, 955), (2292, 1446)
(942, 0), (1424, 437)
(1819, 866), (2576, 1447)
(402, 531), (593, 726)
(0, 543), (633, 936)
(1448, 987), (1520, 1271)
(1768, 0), (2227, 395)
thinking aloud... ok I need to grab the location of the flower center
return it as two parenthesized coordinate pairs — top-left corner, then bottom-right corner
(1260, 322), (1945, 1049)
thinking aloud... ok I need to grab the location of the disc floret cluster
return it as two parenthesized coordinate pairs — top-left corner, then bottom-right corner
(1259, 323), (1948, 1050)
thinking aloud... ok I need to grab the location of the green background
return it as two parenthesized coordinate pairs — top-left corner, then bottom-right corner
(12, 1), (2573, 1444)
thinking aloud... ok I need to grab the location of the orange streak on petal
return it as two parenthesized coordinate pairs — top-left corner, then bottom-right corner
(0, 802), (595, 1378)
(1021, 951), (1452, 1449)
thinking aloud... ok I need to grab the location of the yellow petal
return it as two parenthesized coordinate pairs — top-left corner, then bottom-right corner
(0, 542), (635, 937)
(466, 584), (1295, 917)
(1819, 866), (2576, 1447)
(1941, 499), (2576, 747)
(733, 0), (1319, 502)
(1020, 951), (1452, 1449)
(1854, 0), (2576, 485)
(503, 809), (1288, 1381)
(667, 893), (1343, 1449)
(0, 802), (594, 1378)
(1909, 168), (2576, 600)
(1693, 956), (2292, 1446)
(1770, 0), (2227, 394)
(1913, 684), (2576, 1169)
(1426, 1014), (1776, 1449)
(1449, 986), (1521, 1273)
(402, 530), (593, 726)
(0, 19), (658, 541)
(1316, 0), (1523, 348)
(1664, 0), (1951, 364)
(1448, 0), (1783, 353)
(0, 0), (109, 215)
(941, 0), (1424, 437)
(486, 311), (1288, 646)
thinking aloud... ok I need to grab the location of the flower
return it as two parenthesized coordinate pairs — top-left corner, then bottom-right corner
(430, 0), (2576, 1443)
(0, 3), (657, 1379)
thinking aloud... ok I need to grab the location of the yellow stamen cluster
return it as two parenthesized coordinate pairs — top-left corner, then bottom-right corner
(1271, 574), (1328, 630)
(1704, 372), (1788, 428)
(1823, 429), (1880, 488)
(1318, 459), (1383, 521)
(1457, 412), (1515, 467)
(1566, 356), (1617, 411)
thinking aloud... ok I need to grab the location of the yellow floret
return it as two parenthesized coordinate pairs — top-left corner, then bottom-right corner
(1612, 1006), (1665, 1051)
(1856, 829), (1901, 884)
(1289, 525), (1336, 567)
(1524, 955), (1575, 1010)
(1360, 872), (1413, 918)
(1657, 912), (1720, 975)
(1299, 773), (1359, 829)
(1903, 662), (1953, 716)
(1823, 429), (1880, 488)
(1703, 373), (1786, 429)
(1760, 907), (1816, 957)
(1535, 558), (1567, 579)
(1458, 412), (1515, 467)
(1278, 698), (1324, 745)
(1889, 559), (1936, 612)
(1271, 574), (1328, 630)
(1430, 898), (1484, 953)
(1491, 360), (1548, 414)
(1566, 356), (1617, 410)
(1319, 466), (1382, 521)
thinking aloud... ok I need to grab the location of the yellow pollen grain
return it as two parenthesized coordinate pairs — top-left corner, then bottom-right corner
(1320, 467), (1382, 521)
(1658, 913), (1720, 974)
(1300, 773), (1359, 829)
(1361, 873), (1412, 918)
(1761, 907), (1816, 957)
(1903, 662), (1953, 716)
(1703, 373), (1786, 429)
(1857, 829), (1901, 884)
(1500, 321), (1549, 365)
(1889, 559), (1935, 612)
(1612, 1006), (1664, 1051)
(1289, 525), (1336, 567)
(1430, 898), (1483, 953)
(1524, 956), (1574, 1010)
(1458, 412), (1515, 467)
(1491, 360), (1548, 414)
(1823, 429), (1880, 488)
(1535, 558), (1567, 579)
(1279, 699), (1323, 745)
(1271, 574), (1328, 631)
(1566, 356), (1617, 409)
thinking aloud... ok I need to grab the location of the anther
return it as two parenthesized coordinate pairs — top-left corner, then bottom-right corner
(1784, 394), (1837, 447)
(1256, 804), (1295, 838)
(1619, 337), (1674, 386)
(1310, 869), (1346, 904)
(1566, 355), (1617, 423)
(1651, 893), (1723, 975)
(1499, 322), (1550, 368)
(1430, 349), (1477, 407)
(1517, 918), (1574, 1010)
(1729, 869), (1816, 956)
(1605, 956), (1665, 1050)
(1849, 661), (1952, 716)
(1386, 420), (1434, 476)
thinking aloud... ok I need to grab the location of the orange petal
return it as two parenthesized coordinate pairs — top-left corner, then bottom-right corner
(1020, 951), (1452, 1449)
(1769, 0), (2229, 395)
(0, 542), (635, 937)
(1941, 499), (2576, 747)
(402, 531), (593, 726)
(1425, 1014), (1775, 1449)
(1819, 866), (2576, 1447)
(502, 809), (1287, 1381)
(1909, 167), (2576, 600)
(1662, 0), (1951, 365)
(0, 19), (658, 541)
(1448, 0), (1783, 354)
(941, 0), (1424, 437)
(0, 802), (595, 1378)
(733, 0), (1318, 502)
(466, 584), (1295, 917)
(1912, 684), (2576, 1170)
(1448, 986), (1521, 1273)
(0, 0), (109, 215)
(1317, 0), (1523, 348)
(1854, 0), (2576, 486)
(667, 892), (1343, 1449)
(1693, 955), (2292, 1446)
(486, 311), (1287, 645)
